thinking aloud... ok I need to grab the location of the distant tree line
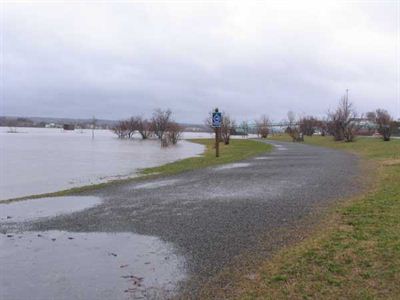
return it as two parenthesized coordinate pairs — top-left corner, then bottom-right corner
(0, 116), (111, 130)
(111, 108), (183, 147)
(282, 93), (398, 142)
(209, 92), (398, 145)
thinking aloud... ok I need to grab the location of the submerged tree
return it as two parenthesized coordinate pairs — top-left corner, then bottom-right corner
(136, 117), (153, 139)
(111, 120), (129, 138)
(151, 109), (172, 140)
(166, 122), (183, 145)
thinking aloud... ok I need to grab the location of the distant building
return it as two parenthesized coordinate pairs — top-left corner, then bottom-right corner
(63, 124), (75, 131)
(45, 123), (56, 128)
(351, 118), (376, 136)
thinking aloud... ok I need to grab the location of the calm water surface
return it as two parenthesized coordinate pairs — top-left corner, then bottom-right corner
(0, 230), (186, 299)
(0, 127), (206, 200)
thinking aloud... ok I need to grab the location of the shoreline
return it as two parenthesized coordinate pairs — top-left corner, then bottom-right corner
(0, 139), (272, 203)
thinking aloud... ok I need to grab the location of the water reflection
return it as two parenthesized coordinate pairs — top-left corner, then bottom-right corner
(0, 231), (186, 300)
(0, 196), (101, 223)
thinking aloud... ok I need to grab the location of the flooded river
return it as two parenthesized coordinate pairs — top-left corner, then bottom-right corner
(0, 127), (206, 200)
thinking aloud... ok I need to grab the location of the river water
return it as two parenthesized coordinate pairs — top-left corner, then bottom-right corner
(0, 127), (207, 200)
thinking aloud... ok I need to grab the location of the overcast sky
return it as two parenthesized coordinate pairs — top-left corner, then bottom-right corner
(1, 1), (399, 123)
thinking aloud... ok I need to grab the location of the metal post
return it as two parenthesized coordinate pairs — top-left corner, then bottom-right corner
(215, 127), (220, 157)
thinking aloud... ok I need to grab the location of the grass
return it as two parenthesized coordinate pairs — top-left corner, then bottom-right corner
(1, 139), (272, 203)
(142, 139), (272, 176)
(226, 135), (400, 299)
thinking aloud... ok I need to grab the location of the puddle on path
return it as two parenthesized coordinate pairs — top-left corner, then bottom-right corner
(0, 196), (101, 223)
(254, 157), (273, 160)
(214, 163), (251, 171)
(134, 179), (181, 190)
(275, 146), (288, 150)
(1, 231), (186, 300)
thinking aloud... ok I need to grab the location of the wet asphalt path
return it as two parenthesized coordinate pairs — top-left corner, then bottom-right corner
(18, 140), (360, 297)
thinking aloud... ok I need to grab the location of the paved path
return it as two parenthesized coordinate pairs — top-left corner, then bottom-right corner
(3, 140), (361, 298)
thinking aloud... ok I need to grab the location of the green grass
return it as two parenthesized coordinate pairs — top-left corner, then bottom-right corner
(228, 135), (400, 299)
(1, 139), (271, 203)
(270, 134), (399, 160)
(142, 139), (272, 176)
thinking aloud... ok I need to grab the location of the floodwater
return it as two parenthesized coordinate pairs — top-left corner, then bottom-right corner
(133, 179), (182, 190)
(214, 162), (251, 171)
(0, 231), (186, 300)
(0, 127), (205, 200)
(0, 195), (187, 299)
(0, 196), (101, 223)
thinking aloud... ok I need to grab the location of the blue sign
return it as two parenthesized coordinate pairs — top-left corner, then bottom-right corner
(212, 112), (222, 128)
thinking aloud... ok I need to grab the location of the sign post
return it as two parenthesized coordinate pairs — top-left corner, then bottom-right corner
(212, 108), (222, 158)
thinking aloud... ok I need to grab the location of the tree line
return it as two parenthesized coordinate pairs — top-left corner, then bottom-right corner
(112, 96), (396, 148)
(111, 109), (183, 146)
(211, 93), (397, 144)
(283, 95), (397, 142)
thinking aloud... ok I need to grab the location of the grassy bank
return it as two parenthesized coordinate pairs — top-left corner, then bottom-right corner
(1, 139), (272, 203)
(227, 135), (400, 299)
(142, 139), (272, 176)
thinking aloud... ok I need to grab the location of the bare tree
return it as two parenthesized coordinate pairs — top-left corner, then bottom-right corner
(151, 109), (172, 140)
(136, 117), (152, 139)
(126, 117), (138, 138)
(375, 109), (394, 141)
(316, 118), (329, 136)
(328, 95), (357, 142)
(286, 111), (303, 142)
(299, 116), (318, 136)
(111, 120), (129, 138)
(256, 115), (270, 138)
(161, 137), (169, 148)
(327, 110), (343, 141)
(166, 122), (183, 145)
(221, 114), (235, 145)
(341, 98), (357, 142)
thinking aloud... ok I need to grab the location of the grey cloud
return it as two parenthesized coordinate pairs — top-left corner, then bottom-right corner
(1, 1), (398, 123)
